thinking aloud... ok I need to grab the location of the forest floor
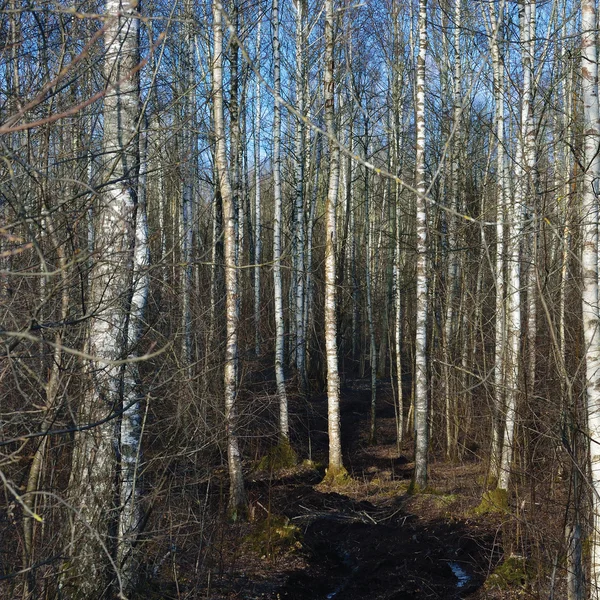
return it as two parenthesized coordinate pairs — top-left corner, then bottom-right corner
(144, 382), (560, 600)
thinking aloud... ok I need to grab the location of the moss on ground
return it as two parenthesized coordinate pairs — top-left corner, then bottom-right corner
(474, 487), (508, 515)
(320, 465), (351, 487)
(486, 555), (531, 590)
(476, 474), (498, 489)
(257, 440), (298, 471)
(407, 480), (432, 495)
(244, 515), (302, 558)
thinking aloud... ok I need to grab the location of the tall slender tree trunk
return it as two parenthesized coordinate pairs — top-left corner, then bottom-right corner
(293, 0), (307, 393)
(272, 0), (289, 439)
(305, 132), (321, 380)
(581, 0), (600, 593)
(443, 0), (462, 461)
(118, 122), (150, 590)
(254, 19), (262, 357)
(523, 0), (537, 409)
(391, 2), (404, 450)
(364, 123), (377, 445)
(324, 0), (345, 478)
(498, 0), (534, 494)
(413, 0), (429, 490)
(487, 0), (506, 483)
(181, 0), (195, 374)
(213, 0), (246, 515)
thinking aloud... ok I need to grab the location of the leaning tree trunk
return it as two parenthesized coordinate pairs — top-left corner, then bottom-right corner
(213, 0), (246, 515)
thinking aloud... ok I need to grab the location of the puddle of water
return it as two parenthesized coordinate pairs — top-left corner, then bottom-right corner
(326, 551), (355, 599)
(448, 562), (470, 588)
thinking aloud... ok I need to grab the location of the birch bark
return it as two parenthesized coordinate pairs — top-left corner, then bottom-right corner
(498, 0), (533, 493)
(272, 0), (289, 439)
(364, 124), (377, 445)
(413, 0), (429, 490)
(293, 0), (307, 392)
(64, 0), (142, 595)
(324, 0), (344, 476)
(118, 123), (150, 590)
(485, 0), (506, 482)
(213, 0), (246, 514)
(581, 0), (600, 593)
(181, 0), (195, 373)
(254, 19), (262, 356)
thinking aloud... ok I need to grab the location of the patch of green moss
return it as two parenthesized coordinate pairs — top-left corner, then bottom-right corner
(244, 515), (302, 557)
(432, 493), (458, 507)
(320, 465), (351, 486)
(476, 474), (498, 489)
(474, 487), (508, 515)
(257, 440), (298, 471)
(487, 555), (531, 590)
(407, 480), (431, 495)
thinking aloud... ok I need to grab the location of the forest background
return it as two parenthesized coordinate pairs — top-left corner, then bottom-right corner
(1, 0), (600, 597)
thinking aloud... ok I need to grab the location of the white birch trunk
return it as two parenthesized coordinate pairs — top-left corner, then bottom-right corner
(487, 0), (506, 482)
(293, 0), (307, 391)
(364, 127), (377, 445)
(498, 0), (534, 493)
(581, 0), (600, 593)
(304, 133), (321, 372)
(392, 9), (404, 449)
(413, 0), (429, 490)
(324, 0), (344, 475)
(64, 0), (140, 595)
(213, 0), (246, 514)
(524, 0), (537, 404)
(254, 19), (262, 356)
(444, 0), (462, 460)
(181, 2), (195, 372)
(394, 200), (404, 447)
(118, 124), (150, 589)
(272, 0), (289, 439)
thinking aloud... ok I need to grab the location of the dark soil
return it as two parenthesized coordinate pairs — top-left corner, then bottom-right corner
(142, 383), (549, 600)
(266, 386), (497, 600)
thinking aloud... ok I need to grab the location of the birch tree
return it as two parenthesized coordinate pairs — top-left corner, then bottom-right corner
(496, 0), (534, 495)
(580, 0), (600, 593)
(293, 0), (307, 392)
(484, 0), (507, 483)
(413, 0), (429, 490)
(181, 0), (196, 374)
(323, 0), (345, 479)
(213, 0), (247, 515)
(63, 0), (144, 594)
(272, 0), (289, 440)
(254, 18), (262, 357)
